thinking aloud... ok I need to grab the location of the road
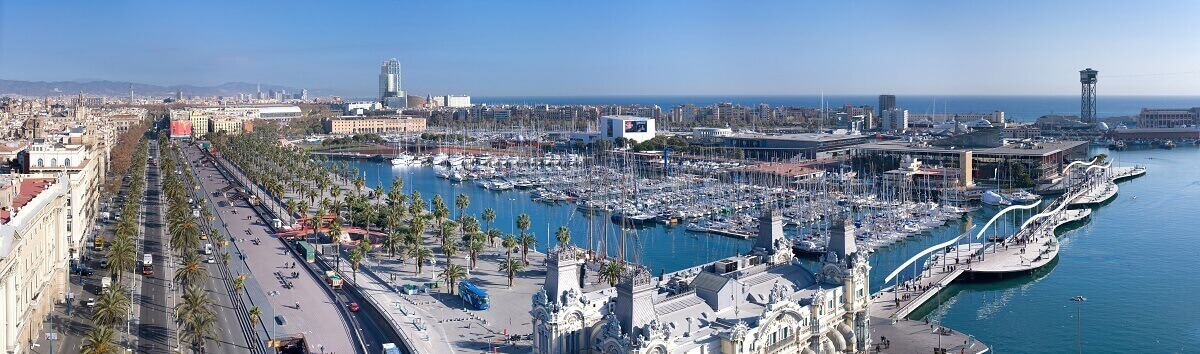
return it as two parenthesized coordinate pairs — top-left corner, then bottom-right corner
(136, 139), (171, 353)
(180, 143), (372, 354)
(139, 139), (253, 354)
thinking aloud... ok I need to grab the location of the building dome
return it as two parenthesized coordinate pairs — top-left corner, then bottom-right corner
(1095, 122), (1110, 131)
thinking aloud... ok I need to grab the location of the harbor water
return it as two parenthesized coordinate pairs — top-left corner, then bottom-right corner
(339, 145), (1200, 353)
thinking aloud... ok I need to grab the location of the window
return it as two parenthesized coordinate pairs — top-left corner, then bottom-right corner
(63, 158), (70, 166)
(37, 158), (43, 167)
(50, 158), (57, 166)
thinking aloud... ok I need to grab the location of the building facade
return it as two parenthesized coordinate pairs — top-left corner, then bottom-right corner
(531, 211), (871, 354)
(1136, 108), (1200, 128)
(880, 108), (908, 132)
(322, 116), (427, 135)
(0, 176), (70, 354)
(601, 115), (656, 143)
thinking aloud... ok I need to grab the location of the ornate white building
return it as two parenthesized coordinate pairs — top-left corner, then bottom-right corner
(531, 210), (872, 354)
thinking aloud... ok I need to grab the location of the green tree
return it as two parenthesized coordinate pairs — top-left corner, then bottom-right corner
(92, 283), (130, 327)
(439, 264), (467, 295)
(499, 256), (525, 287)
(481, 208), (496, 245)
(502, 234), (518, 260)
(413, 246), (433, 275)
(348, 247), (364, 282)
(601, 261), (623, 287)
(80, 326), (119, 354)
(519, 232), (537, 263)
(555, 226), (571, 247)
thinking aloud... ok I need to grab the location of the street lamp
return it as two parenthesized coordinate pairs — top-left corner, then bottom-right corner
(1071, 295), (1086, 354)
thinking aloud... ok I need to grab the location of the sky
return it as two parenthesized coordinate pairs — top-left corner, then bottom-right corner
(1, 0), (1198, 97)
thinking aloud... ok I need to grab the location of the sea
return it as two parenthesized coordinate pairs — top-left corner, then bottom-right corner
(334, 94), (1200, 352)
(476, 95), (1200, 122)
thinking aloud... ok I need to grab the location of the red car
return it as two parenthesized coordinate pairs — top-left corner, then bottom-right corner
(347, 302), (360, 312)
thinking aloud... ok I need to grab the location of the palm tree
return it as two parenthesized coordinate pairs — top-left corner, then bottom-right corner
(499, 256), (525, 287)
(169, 219), (201, 251)
(502, 234), (518, 260)
(519, 232), (537, 263)
(105, 236), (136, 282)
(555, 226), (571, 248)
(232, 275), (245, 292)
(454, 193), (470, 219)
(466, 237), (485, 269)
(487, 228), (502, 248)
(248, 306), (262, 326)
(442, 241), (459, 266)
(438, 220), (457, 246)
(601, 261), (623, 287)
(413, 246), (433, 275)
(181, 311), (217, 353)
(80, 326), (118, 354)
(516, 213), (531, 236)
(358, 238), (372, 258)
(439, 264), (467, 295)
(328, 220), (342, 243)
(92, 283), (130, 327)
(174, 252), (208, 286)
(383, 229), (402, 258)
(481, 208), (496, 244)
(348, 247), (363, 282)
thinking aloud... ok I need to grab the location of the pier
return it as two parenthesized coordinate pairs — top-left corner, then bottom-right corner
(865, 163), (1144, 350)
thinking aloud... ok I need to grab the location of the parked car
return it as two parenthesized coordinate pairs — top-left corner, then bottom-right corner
(77, 268), (94, 277)
(86, 298), (96, 307)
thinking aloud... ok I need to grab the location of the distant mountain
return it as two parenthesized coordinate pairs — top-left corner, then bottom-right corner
(0, 79), (317, 97)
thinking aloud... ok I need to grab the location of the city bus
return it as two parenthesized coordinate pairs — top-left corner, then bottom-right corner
(142, 254), (154, 275)
(457, 281), (490, 310)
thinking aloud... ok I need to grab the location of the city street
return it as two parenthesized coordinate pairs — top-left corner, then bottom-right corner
(180, 142), (370, 353)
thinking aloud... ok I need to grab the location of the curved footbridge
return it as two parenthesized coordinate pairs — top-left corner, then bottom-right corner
(866, 164), (1144, 353)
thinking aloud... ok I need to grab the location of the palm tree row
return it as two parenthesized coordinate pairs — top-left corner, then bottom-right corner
(211, 132), (577, 298)
(85, 135), (148, 354)
(156, 134), (219, 353)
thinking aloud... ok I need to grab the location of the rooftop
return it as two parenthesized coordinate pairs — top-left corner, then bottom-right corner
(725, 132), (866, 143)
(856, 139), (1087, 157)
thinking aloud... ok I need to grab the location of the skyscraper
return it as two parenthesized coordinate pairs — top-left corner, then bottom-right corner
(379, 58), (403, 106)
(878, 94), (896, 118)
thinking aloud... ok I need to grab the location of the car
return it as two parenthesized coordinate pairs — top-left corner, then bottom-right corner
(206, 256), (215, 264)
(347, 302), (360, 312)
(100, 260), (108, 269)
(275, 315), (287, 326)
(85, 298), (96, 307)
(77, 268), (94, 277)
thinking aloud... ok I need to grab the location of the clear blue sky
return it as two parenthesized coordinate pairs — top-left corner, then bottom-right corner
(1, 0), (1197, 97)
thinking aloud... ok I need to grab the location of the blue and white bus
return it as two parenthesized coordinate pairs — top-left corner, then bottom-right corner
(458, 281), (490, 310)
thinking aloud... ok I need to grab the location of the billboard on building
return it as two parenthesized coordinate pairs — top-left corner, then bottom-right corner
(170, 120), (193, 138)
(624, 120), (648, 133)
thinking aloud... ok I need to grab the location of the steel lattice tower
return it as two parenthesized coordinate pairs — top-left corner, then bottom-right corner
(1080, 68), (1098, 124)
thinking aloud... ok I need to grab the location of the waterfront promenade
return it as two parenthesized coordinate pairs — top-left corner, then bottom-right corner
(868, 162), (1143, 350)
(181, 144), (360, 354)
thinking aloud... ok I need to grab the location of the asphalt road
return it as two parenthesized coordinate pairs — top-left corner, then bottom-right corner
(139, 139), (252, 354)
(136, 140), (171, 353)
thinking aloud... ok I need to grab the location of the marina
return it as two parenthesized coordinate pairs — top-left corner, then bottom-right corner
(327, 143), (1177, 353)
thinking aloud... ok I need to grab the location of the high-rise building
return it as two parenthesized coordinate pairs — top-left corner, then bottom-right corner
(379, 58), (403, 106)
(878, 94), (896, 118)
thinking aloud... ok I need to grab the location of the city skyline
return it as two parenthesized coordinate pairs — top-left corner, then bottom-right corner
(2, 1), (1199, 97)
